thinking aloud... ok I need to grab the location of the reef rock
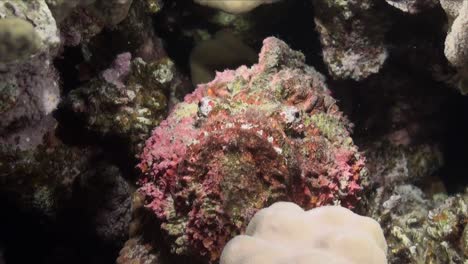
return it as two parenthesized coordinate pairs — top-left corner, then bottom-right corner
(369, 185), (467, 263)
(194, 0), (281, 14)
(441, 0), (468, 94)
(48, 0), (134, 46)
(385, 0), (438, 13)
(117, 237), (164, 264)
(313, 0), (388, 80)
(0, 0), (60, 151)
(138, 37), (367, 262)
(65, 53), (169, 154)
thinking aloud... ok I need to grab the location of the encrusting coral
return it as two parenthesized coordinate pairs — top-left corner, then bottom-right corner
(221, 202), (387, 264)
(137, 37), (367, 262)
(0, 18), (42, 63)
(440, 0), (468, 94)
(313, 0), (388, 81)
(369, 185), (467, 263)
(63, 0), (192, 155)
(384, 0), (438, 13)
(65, 53), (169, 154)
(0, 0), (60, 151)
(194, 0), (282, 14)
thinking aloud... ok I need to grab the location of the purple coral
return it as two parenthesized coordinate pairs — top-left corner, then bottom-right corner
(138, 37), (367, 262)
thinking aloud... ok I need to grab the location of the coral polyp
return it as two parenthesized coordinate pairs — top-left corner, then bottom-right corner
(138, 37), (367, 262)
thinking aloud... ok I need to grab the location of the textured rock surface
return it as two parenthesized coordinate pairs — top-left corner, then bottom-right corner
(49, 0), (133, 46)
(117, 237), (164, 264)
(138, 37), (367, 262)
(385, 0), (438, 13)
(0, 18), (42, 63)
(65, 53), (169, 154)
(0, 142), (91, 217)
(313, 0), (388, 80)
(0, 0), (60, 151)
(364, 142), (443, 187)
(77, 163), (132, 244)
(0, 1), (60, 55)
(369, 186), (467, 263)
(441, 0), (468, 94)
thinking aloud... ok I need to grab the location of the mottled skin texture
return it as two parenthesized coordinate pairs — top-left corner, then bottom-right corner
(138, 37), (367, 262)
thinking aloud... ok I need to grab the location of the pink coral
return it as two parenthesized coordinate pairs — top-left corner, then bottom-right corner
(138, 37), (367, 262)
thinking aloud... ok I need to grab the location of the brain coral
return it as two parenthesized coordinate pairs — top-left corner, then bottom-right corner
(221, 202), (387, 264)
(138, 37), (367, 262)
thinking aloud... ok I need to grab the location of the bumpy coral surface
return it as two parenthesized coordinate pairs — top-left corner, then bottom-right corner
(364, 142), (443, 187)
(441, 0), (468, 93)
(194, 0), (281, 14)
(66, 53), (169, 154)
(0, 0), (60, 151)
(117, 237), (164, 264)
(138, 37), (367, 262)
(384, 0), (438, 13)
(369, 186), (467, 263)
(313, 0), (388, 80)
(0, 142), (91, 217)
(0, 18), (42, 63)
(221, 202), (387, 264)
(0, 1), (60, 54)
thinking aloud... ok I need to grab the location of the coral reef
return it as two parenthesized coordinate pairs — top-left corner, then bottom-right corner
(385, 0), (438, 13)
(0, 1), (60, 151)
(138, 37), (366, 262)
(221, 202), (387, 264)
(0, 18), (42, 63)
(47, 0), (133, 45)
(194, 0), (282, 14)
(0, 142), (91, 217)
(65, 53), (169, 154)
(313, 0), (388, 80)
(62, 0), (191, 154)
(0, 139), (132, 242)
(77, 163), (132, 244)
(440, 0), (468, 94)
(117, 237), (163, 264)
(0, 1), (60, 55)
(369, 186), (467, 263)
(0, 1), (136, 257)
(1, 0), (467, 263)
(364, 142), (443, 187)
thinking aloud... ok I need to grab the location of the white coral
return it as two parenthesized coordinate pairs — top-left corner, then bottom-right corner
(441, 0), (468, 68)
(221, 202), (387, 264)
(440, 0), (468, 93)
(194, 0), (280, 14)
